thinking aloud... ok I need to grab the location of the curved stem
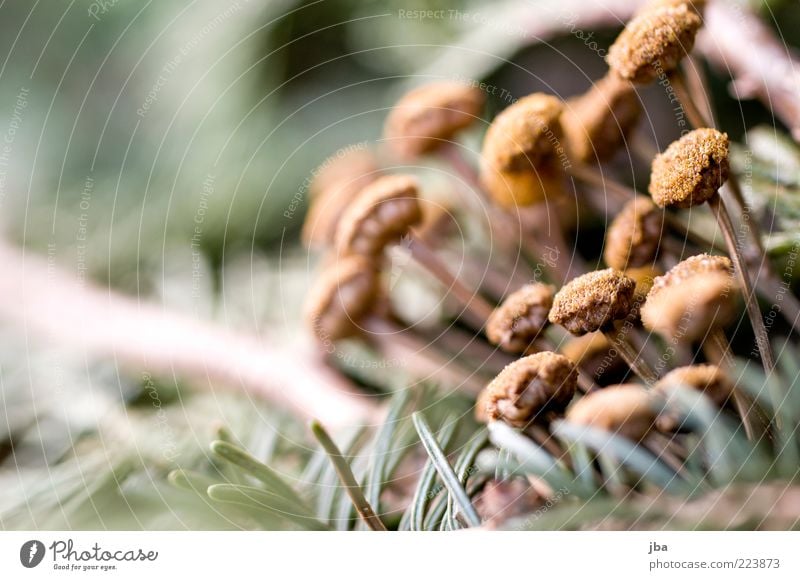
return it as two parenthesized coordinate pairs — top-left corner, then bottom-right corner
(708, 195), (776, 375)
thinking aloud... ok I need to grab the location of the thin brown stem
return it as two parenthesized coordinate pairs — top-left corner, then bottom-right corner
(667, 70), (708, 131)
(603, 325), (660, 385)
(708, 195), (775, 375)
(407, 233), (495, 327)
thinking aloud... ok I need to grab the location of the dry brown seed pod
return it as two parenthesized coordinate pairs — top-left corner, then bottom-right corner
(384, 82), (485, 159)
(560, 332), (624, 378)
(335, 174), (423, 257)
(475, 352), (577, 427)
(641, 253), (737, 341)
(481, 93), (564, 173)
(603, 196), (663, 270)
(561, 75), (643, 164)
(486, 283), (555, 353)
(479, 162), (563, 208)
(549, 269), (637, 335)
(607, 4), (702, 85)
(303, 255), (379, 342)
(302, 149), (381, 248)
(655, 364), (734, 408)
(567, 384), (657, 440)
(649, 128), (729, 208)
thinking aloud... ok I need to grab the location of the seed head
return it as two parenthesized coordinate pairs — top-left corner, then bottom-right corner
(475, 352), (577, 427)
(481, 93), (564, 173)
(303, 255), (379, 341)
(384, 82), (485, 159)
(603, 196), (663, 270)
(560, 332), (624, 378)
(486, 283), (555, 353)
(302, 148), (380, 248)
(607, 4), (702, 84)
(480, 162), (563, 208)
(567, 384), (657, 440)
(549, 269), (637, 335)
(649, 128), (729, 208)
(641, 254), (737, 341)
(655, 364), (734, 408)
(561, 75), (642, 163)
(336, 174), (423, 257)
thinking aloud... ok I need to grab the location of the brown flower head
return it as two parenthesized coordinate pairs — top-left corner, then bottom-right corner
(303, 255), (379, 341)
(479, 162), (563, 208)
(549, 269), (637, 335)
(603, 196), (663, 270)
(567, 384), (657, 440)
(475, 352), (577, 427)
(641, 254), (737, 341)
(625, 265), (663, 322)
(560, 332), (624, 379)
(302, 148), (380, 248)
(649, 128), (729, 208)
(607, 4), (702, 84)
(486, 283), (555, 353)
(561, 75), (643, 163)
(335, 174), (423, 257)
(481, 93), (564, 173)
(384, 82), (485, 159)
(655, 364), (734, 408)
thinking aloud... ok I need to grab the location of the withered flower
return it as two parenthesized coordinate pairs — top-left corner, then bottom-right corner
(560, 332), (624, 379)
(549, 269), (636, 335)
(486, 283), (555, 353)
(336, 174), (423, 257)
(475, 352), (577, 427)
(302, 148), (380, 248)
(303, 255), (380, 341)
(607, 4), (702, 85)
(641, 254), (736, 341)
(561, 75), (642, 164)
(649, 128), (729, 208)
(603, 196), (663, 270)
(384, 81), (485, 159)
(655, 364), (734, 408)
(567, 384), (657, 440)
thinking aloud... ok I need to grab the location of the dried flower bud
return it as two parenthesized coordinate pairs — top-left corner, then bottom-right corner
(625, 265), (662, 321)
(479, 162), (563, 208)
(607, 4), (702, 84)
(603, 196), (663, 270)
(641, 254), (737, 341)
(384, 82), (485, 159)
(549, 269), (637, 335)
(655, 364), (734, 407)
(567, 384), (657, 440)
(336, 174), (423, 256)
(302, 149), (380, 248)
(474, 479), (543, 528)
(561, 75), (642, 163)
(476, 352), (577, 427)
(649, 128), (729, 208)
(303, 255), (379, 341)
(560, 332), (624, 378)
(481, 93), (564, 173)
(486, 283), (555, 353)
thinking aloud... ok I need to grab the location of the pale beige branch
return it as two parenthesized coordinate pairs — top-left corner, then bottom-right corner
(0, 242), (378, 428)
